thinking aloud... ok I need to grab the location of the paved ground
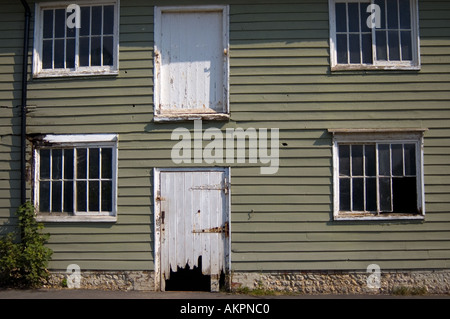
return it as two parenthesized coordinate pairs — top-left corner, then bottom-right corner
(0, 288), (448, 299)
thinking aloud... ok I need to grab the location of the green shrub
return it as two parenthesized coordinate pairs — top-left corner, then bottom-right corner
(0, 202), (52, 288)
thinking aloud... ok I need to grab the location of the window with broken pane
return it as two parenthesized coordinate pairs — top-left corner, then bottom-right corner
(38, 147), (113, 215)
(338, 143), (418, 214)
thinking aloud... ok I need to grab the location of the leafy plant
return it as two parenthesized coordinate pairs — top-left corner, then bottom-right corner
(0, 201), (52, 288)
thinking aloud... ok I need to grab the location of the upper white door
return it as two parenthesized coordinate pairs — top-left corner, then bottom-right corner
(154, 6), (229, 115)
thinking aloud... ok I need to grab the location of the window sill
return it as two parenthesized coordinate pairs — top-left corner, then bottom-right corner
(36, 215), (117, 223)
(33, 70), (119, 79)
(334, 212), (424, 221)
(154, 113), (230, 122)
(331, 65), (421, 72)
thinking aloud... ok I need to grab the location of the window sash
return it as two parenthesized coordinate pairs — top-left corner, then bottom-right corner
(36, 146), (115, 216)
(330, 0), (419, 69)
(337, 142), (420, 215)
(34, 1), (118, 77)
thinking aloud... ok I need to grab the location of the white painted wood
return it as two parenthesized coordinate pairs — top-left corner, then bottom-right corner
(155, 168), (230, 292)
(154, 6), (229, 116)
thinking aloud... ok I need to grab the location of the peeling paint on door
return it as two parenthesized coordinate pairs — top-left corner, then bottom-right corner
(154, 168), (230, 292)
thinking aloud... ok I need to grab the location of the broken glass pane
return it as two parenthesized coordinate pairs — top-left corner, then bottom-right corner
(392, 177), (417, 213)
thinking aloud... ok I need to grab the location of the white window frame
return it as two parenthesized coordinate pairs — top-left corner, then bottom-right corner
(34, 134), (118, 222)
(330, 129), (426, 220)
(329, 0), (420, 71)
(153, 5), (230, 122)
(33, 0), (120, 78)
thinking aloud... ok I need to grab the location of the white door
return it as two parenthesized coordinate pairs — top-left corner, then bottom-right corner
(155, 168), (230, 292)
(154, 6), (229, 114)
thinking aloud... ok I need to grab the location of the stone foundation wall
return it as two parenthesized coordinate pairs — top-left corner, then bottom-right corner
(45, 269), (450, 294)
(231, 270), (450, 295)
(46, 271), (154, 291)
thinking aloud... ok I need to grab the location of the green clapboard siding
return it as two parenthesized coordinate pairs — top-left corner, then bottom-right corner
(0, 0), (449, 273)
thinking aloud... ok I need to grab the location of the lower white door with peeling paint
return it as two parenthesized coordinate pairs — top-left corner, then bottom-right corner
(154, 168), (230, 292)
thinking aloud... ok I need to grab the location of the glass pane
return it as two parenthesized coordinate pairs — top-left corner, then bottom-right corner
(388, 30), (400, 61)
(374, 0), (386, 29)
(77, 148), (87, 179)
(101, 148), (112, 179)
(54, 39), (65, 68)
(337, 34), (348, 64)
(80, 6), (91, 36)
(91, 37), (102, 66)
(339, 178), (351, 211)
(362, 33), (373, 64)
(404, 144), (416, 175)
(103, 5), (115, 35)
(64, 181), (73, 213)
(401, 31), (412, 61)
(399, 0), (411, 29)
(66, 10), (76, 38)
(103, 36), (114, 66)
(360, 2), (371, 33)
(52, 149), (62, 179)
(366, 177), (377, 211)
(66, 38), (75, 69)
(43, 10), (53, 39)
(52, 181), (62, 212)
(89, 148), (100, 179)
(349, 34), (361, 64)
(79, 37), (90, 67)
(378, 144), (391, 176)
(352, 145), (363, 176)
(102, 181), (112, 212)
(376, 31), (387, 60)
(64, 149), (74, 179)
(392, 144), (404, 176)
(352, 177), (364, 211)
(76, 181), (87, 211)
(348, 3), (359, 32)
(54, 9), (65, 38)
(89, 181), (99, 211)
(379, 177), (391, 212)
(39, 181), (50, 212)
(40, 149), (50, 179)
(387, 0), (399, 29)
(336, 3), (347, 32)
(392, 177), (417, 213)
(42, 40), (53, 69)
(339, 145), (350, 176)
(365, 145), (376, 176)
(91, 6), (102, 36)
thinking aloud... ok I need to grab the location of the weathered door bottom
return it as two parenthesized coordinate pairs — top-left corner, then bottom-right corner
(154, 168), (231, 292)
